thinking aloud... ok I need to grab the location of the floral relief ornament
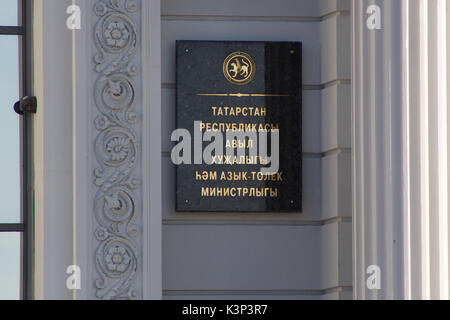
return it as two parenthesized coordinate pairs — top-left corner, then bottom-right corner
(105, 245), (131, 273)
(104, 21), (130, 49)
(106, 137), (130, 162)
(95, 227), (109, 241)
(95, 115), (111, 131)
(94, 2), (108, 16)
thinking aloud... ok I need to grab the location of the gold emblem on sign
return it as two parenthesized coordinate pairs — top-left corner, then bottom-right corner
(223, 52), (256, 85)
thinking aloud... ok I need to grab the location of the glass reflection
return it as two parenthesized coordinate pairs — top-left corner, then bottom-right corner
(0, 232), (21, 300)
(0, 36), (21, 223)
(0, 0), (19, 26)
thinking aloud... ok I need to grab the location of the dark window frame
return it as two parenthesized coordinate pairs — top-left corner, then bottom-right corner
(0, 0), (33, 300)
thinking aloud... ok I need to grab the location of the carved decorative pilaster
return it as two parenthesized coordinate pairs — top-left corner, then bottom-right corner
(92, 0), (142, 300)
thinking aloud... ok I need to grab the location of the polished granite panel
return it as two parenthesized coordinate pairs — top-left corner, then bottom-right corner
(175, 41), (302, 212)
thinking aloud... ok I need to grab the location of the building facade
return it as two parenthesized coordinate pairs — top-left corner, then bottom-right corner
(2, 0), (450, 300)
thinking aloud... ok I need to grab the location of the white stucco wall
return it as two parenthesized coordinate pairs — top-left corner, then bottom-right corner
(161, 0), (352, 300)
(31, 0), (352, 300)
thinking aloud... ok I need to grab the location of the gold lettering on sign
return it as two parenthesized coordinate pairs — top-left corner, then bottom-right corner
(212, 106), (267, 117)
(198, 93), (290, 98)
(201, 187), (279, 198)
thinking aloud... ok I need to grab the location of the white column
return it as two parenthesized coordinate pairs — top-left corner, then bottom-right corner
(352, 0), (450, 299)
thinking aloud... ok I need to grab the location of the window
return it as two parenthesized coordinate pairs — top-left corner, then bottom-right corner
(0, 0), (32, 300)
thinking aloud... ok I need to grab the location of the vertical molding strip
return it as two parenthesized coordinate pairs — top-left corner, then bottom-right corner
(418, 0), (430, 299)
(141, 0), (163, 300)
(91, 0), (143, 299)
(436, 0), (449, 299)
(352, 0), (450, 299)
(401, 0), (411, 299)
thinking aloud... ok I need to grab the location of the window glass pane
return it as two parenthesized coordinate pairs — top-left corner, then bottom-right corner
(0, 0), (19, 26)
(0, 36), (21, 223)
(0, 232), (21, 300)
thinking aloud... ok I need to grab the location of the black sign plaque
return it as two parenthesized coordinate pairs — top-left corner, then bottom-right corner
(175, 41), (302, 212)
